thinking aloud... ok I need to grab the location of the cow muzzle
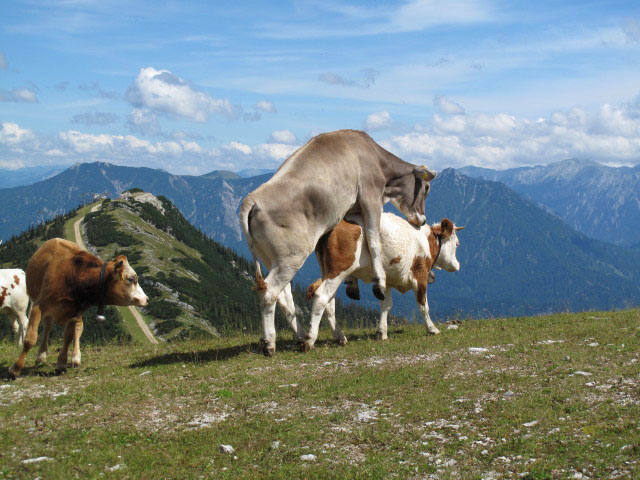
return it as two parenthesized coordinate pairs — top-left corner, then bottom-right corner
(408, 214), (426, 227)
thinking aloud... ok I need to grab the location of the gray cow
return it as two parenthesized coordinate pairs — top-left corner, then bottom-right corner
(239, 129), (436, 356)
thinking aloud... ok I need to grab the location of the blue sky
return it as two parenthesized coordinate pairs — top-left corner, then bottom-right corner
(1, 0), (640, 174)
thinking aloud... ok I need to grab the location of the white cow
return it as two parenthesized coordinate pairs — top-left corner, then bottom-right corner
(304, 212), (462, 349)
(0, 269), (29, 345)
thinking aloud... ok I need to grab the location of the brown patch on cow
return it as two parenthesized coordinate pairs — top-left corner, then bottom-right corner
(254, 270), (267, 293)
(390, 256), (402, 265)
(306, 279), (322, 301)
(427, 234), (439, 269)
(321, 220), (361, 279)
(13, 274), (20, 285)
(0, 286), (9, 306)
(411, 257), (429, 305)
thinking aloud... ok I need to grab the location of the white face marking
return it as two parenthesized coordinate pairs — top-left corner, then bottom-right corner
(435, 230), (460, 272)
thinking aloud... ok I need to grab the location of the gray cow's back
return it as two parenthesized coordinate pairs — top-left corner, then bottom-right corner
(247, 130), (387, 236)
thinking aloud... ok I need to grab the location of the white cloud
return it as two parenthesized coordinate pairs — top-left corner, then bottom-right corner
(269, 129), (297, 144)
(0, 87), (39, 103)
(382, 97), (640, 170)
(391, 0), (492, 32)
(0, 122), (35, 145)
(364, 111), (393, 131)
(226, 141), (252, 155)
(0, 159), (24, 170)
(71, 110), (118, 126)
(254, 142), (298, 161)
(433, 95), (465, 115)
(126, 67), (241, 122)
(255, 100), (276, 113)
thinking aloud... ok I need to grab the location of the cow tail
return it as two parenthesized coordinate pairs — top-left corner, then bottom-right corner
(239, 196), (266, 292)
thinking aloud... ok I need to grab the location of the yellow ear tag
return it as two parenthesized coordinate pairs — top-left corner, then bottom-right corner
(119, 273), (124, 281)
(422, 171), (430, 180)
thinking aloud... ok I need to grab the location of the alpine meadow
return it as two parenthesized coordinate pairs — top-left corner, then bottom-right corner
(2, 1), (640, 479)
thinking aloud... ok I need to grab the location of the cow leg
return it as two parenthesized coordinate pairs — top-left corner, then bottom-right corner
(8, 305), (42, 379)
(35, 316), (53, 365)
(8, 312), (20, 346)
(324, 297), (347, 346)
(259, 256), (307, 356)
(56, 318), (79, 374)
(377, 293), (393, 340)
(305, 276), (345, 351)
(360, 204), (387, 301)
(18, 311), (28, 346)
(276, 283), (306, 343)
(415, 284), (440, 335)
(71, 319), (84, 367)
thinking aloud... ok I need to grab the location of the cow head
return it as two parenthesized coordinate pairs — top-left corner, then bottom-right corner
(385, 165), (437, 227)
(105, 255), (149, 307)
(431, 218), (463, 272)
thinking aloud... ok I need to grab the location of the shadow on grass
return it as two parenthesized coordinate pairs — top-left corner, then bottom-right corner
(345, 328), (405, 342)
(129, 341), (263, 368)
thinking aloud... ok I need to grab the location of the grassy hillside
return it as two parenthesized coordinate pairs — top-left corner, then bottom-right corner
(0, 309), (638, 479)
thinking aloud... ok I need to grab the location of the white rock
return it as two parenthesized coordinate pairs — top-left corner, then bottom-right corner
(106, 464), (125, 472)
(468, 347), (489, 353)
(22, 457), (51, 464)
(219, 445), (235, 454)
(139, 371), (151, 376)
(573, 371), (592, 376)
(587, 342), (599, 347)
(271, 441), (281, 449)
(523, 420), (539, 428)
(356, 410), (378, 423)
(446, 324), (459, 330)
(300, 454), (317, 461)
(547, 428), (560, 435)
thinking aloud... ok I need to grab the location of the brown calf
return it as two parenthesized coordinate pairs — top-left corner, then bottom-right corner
(8, 238), (148, 378)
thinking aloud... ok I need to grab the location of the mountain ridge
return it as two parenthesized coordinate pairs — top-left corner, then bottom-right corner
(459, 159), (640, 246)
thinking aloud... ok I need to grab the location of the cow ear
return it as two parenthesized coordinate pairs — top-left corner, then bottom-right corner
(441, 218), (454, 236)
(112, 258), (125, 280)
(431, 224), (443, 236)
(413, 165), (437, 182)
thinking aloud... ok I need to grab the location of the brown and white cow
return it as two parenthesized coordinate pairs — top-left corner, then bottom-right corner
(240, 129), (436, 356)
(0, 269), (29, 345)
(8, 238), (148, 378)
(304, 212), (462, 350)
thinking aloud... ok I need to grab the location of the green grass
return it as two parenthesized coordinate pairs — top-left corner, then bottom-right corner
(1, 309), (638, 479)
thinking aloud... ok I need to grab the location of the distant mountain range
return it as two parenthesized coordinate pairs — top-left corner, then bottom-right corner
(459, 159), (640, 247)
(0, 161), (637, 319)
(0, 165), (66, 189)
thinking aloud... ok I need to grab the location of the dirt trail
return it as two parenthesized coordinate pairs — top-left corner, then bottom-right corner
(73, 203), (158, 345)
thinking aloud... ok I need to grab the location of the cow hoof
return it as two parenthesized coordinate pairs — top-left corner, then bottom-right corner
(302, 340), (315, 352)
(376, 331), (388, 341)
(372, 284), (385, 301)
(345, 286), (360, 301)
(260, 339), (275, 357)
(35, 354), (47, 365)
(7, 365), (19, 380)
(338, 337), (348, 346)
(54, 366), (67, 375)
(427, 329), (441, 336)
